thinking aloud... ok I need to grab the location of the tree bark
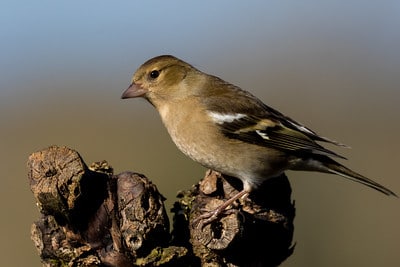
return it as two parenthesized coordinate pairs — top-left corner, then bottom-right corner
(28, 146), (295, 267)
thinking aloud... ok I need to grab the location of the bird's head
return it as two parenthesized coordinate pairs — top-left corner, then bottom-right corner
(121, 55), (202, 106)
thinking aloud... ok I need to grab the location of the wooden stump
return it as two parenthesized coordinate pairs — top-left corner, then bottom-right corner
(28, 146), (295, 266)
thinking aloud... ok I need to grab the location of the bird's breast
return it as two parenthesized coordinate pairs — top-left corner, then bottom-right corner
(156, 100), (289, 189)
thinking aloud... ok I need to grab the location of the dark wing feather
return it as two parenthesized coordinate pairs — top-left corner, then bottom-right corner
(221, 115), (346, 159)
(200, 77), (348, 158)
(258, 103), (349, 147)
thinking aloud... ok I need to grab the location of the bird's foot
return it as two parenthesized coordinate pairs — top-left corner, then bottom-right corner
(192, 189), (249, 229)
(192, 206), (237, 229)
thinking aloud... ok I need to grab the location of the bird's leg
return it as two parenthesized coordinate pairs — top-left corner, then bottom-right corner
(193, 189), (249, 227)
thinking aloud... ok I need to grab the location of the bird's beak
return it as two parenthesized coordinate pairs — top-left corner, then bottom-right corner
(121, 82), (147, 99)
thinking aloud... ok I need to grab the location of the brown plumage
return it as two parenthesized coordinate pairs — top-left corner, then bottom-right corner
(122, 55), (397, 222)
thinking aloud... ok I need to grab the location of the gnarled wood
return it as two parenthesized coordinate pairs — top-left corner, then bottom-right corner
(28, 146), (295, 266)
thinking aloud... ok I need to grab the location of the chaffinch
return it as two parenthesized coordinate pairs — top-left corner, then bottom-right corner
(122, 55), (396, 221)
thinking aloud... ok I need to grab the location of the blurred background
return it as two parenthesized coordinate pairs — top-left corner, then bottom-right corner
(1, 1), (399, 266)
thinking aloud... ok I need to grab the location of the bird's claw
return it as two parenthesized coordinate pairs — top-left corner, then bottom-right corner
(192, 208), (237, 230)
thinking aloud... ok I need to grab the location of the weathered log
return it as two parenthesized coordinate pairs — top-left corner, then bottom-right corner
(28, 146), (295, 266)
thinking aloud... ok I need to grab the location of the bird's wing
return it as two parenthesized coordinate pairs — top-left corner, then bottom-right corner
(258, 102), (349, 147)
(217, 114), (346, 158)
(202, 81), (347, 159)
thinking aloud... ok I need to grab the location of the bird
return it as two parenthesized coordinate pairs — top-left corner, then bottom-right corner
(121, 55), (397, 223)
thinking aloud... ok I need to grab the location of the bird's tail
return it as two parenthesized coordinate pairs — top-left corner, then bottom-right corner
(298, 156), (397, 197)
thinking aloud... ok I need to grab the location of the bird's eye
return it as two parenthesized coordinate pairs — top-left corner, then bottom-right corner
(149, 70), (160, 79)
